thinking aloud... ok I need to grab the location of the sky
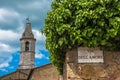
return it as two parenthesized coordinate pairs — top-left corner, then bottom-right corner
(0, 0), (53, 76)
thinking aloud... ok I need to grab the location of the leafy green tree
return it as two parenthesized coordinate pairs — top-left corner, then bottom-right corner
(42, 0), (120, 74)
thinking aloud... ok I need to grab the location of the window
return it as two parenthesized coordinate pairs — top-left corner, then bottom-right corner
(25, 41), (29, 51)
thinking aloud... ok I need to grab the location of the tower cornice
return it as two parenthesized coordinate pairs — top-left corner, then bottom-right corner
(20, 38), (36, 41)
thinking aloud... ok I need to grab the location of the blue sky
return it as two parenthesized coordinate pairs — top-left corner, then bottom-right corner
(0, 0), (53, 76)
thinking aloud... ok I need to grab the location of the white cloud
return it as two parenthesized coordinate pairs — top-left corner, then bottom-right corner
(0, 29), (20, 41)
(0, 56), (15, 73)
(35, 53), (45, 59)
(0, 63), (9, 69)
(35, 51), (48, 59)
(0, 69), (8, 72)
(0, 8), (20, 23)
(33, 29), (45, 41)
(0, 43), (13, 53)
(0, 29), (20, 57)
(0, 56), (12, 69)
(0, 43), (18, 57)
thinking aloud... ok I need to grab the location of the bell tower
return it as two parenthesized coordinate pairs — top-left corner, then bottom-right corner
(19, 19), (36, 69)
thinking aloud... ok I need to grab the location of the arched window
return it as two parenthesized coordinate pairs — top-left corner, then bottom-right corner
(25, 41), (29, 51)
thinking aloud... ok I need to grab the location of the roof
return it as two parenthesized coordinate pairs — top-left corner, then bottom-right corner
(21, 20), (35, 39)
(0, 63), (52, 80)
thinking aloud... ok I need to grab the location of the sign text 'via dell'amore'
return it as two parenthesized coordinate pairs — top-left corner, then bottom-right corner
(78, 47), (104, 63)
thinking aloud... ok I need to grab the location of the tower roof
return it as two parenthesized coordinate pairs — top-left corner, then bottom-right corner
(21, 19), (35, 39)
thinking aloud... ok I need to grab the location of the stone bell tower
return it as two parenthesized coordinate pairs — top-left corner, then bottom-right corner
(19, 19), (36, 69)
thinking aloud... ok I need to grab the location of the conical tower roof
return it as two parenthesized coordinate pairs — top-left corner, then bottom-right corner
(21, 19), (35, 39)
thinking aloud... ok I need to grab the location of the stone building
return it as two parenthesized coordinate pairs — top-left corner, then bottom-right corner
(0, 63), (59, 80)
(19, 19), (36, 69)
(0, 20), (59, 80)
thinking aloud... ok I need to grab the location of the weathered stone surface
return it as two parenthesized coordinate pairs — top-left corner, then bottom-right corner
(63, 47), (120, 80)
(19, 21), (36, 69)
(0, 69), (31, 80)
(0, 64), (59, 80)
(30, 64), (59, 80)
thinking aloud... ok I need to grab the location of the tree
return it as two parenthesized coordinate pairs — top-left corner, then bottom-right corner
(42, 0), (120, 74)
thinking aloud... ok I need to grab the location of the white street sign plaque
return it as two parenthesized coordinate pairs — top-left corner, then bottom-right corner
(78, 47), (104, 63)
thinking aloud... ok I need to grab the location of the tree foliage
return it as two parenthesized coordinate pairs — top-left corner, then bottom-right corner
(42, 0), (120, 74)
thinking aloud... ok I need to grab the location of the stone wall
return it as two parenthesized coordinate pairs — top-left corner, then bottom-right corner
(63, 47), (120, 80)
(0, 64), (59, 80)
(30, 64), (59, 80)
(0, 69), (31, 80)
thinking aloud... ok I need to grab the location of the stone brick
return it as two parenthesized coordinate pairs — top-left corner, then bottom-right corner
(63, 47), (120, 80)
(0, 64), (59, 80)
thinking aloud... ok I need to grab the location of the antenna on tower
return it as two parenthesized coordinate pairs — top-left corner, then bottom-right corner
(26, 16), (30, 23)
